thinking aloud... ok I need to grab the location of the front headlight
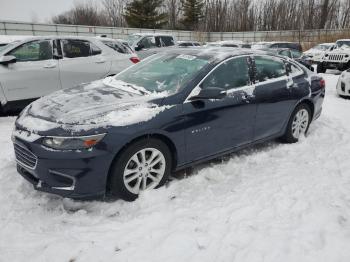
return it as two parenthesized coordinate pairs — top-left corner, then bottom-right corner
(42, 134), (106, 150)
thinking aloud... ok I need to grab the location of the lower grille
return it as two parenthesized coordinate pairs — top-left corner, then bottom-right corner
(14, 143), (37, 169)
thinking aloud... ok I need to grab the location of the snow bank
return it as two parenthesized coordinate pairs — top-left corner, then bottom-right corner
(1, 74), (350, 262)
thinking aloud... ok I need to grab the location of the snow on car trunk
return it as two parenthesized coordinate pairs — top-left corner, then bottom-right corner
(1, 74), (350, 262)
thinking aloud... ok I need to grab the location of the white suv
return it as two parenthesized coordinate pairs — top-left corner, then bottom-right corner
(0, 36), (139, 113)
(303, 43), (334, 64)
(318, 39), (350, 73)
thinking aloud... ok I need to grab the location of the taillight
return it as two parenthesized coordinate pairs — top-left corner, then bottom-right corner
(320, 78), (326, 89)
(130, 57), (140, 64)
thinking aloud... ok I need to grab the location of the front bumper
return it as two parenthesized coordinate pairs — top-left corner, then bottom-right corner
(13, 137), (116, 199)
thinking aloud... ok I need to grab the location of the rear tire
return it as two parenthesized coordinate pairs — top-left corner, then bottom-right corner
(281, 104), (311, 143)
(108, 138), (172, 201)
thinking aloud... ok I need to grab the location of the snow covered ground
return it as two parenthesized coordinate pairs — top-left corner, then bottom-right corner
(1, 74), (350, 262)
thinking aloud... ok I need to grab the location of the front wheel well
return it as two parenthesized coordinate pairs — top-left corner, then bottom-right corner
(105, 133), (178, 194)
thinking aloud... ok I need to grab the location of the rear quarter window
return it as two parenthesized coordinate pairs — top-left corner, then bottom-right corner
(61, 39), (101, 58)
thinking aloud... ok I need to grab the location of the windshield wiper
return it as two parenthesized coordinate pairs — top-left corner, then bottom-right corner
(124, 83), (149, 95)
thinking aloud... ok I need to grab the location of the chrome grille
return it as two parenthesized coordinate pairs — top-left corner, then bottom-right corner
(328, 54), (345, 61)
(14, 143), (37, 169)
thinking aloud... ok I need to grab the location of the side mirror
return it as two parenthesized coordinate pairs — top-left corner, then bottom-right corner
(0, 55), (17, 65)
(189, 87), (226, 101)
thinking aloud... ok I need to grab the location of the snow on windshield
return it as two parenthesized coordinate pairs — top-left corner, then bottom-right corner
(114, 53), (210, 93)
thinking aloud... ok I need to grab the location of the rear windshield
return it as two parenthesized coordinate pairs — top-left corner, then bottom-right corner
(114, 53), (210, 93)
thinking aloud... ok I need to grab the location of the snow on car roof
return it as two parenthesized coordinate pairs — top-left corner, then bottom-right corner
(0, 35), (32, 44)
(336, 39), (350, 42)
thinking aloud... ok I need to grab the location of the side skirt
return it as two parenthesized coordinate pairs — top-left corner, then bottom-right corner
(174, 132), (284, 172)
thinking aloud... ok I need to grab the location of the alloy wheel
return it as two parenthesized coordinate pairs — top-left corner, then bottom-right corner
(291, 108), (309, 139)
(123, 148), (166, 194)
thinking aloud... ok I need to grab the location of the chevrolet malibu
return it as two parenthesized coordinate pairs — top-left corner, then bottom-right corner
(12, 49), (325, 201)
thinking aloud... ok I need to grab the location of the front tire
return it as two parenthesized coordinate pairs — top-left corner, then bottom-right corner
(281, 104), (311, 143)
(108, 138), (172, 201)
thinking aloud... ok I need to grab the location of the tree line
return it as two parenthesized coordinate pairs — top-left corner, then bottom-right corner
(51, 0), (350, 32)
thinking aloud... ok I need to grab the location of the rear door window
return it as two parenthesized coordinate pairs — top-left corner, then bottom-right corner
(201, 56), (251, 90)
(61, 40), (101, 58)
(159, 36), (175, 47)
(254, 56), (286, 83)
(8, 40), (53, 62)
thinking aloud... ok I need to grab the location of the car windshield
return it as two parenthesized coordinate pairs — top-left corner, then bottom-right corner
(0, 41), (18, 54)
(313, 44), (331, 51)
(114, 53), (210, 93)
(336, 41), (350, 48)
(127, 34), (142, 46)
(0, 44), (8, 52)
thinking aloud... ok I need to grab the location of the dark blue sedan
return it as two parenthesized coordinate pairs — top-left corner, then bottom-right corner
(12, 49), (325, 201)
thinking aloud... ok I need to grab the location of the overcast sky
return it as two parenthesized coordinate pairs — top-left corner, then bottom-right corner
(0, 0), (92, 23)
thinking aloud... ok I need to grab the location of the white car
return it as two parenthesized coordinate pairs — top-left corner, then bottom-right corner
(303, 43), (334, 63)
(337, 70), (350, 97)
(318, 39), (350, 73)
(0, 36), (139, 113)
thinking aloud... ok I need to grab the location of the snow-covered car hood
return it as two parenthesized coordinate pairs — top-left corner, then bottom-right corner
(16, 78), (168, 133)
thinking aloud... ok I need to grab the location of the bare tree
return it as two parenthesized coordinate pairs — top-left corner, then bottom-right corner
(102, 0), (127, 27)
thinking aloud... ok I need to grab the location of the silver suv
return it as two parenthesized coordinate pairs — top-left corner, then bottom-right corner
(127, 33), (176, 59)
(0, 36), (140, 113)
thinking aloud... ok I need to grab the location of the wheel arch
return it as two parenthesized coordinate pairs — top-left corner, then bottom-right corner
(105, 132), (178, 194)
(298, 98), (315, 119)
